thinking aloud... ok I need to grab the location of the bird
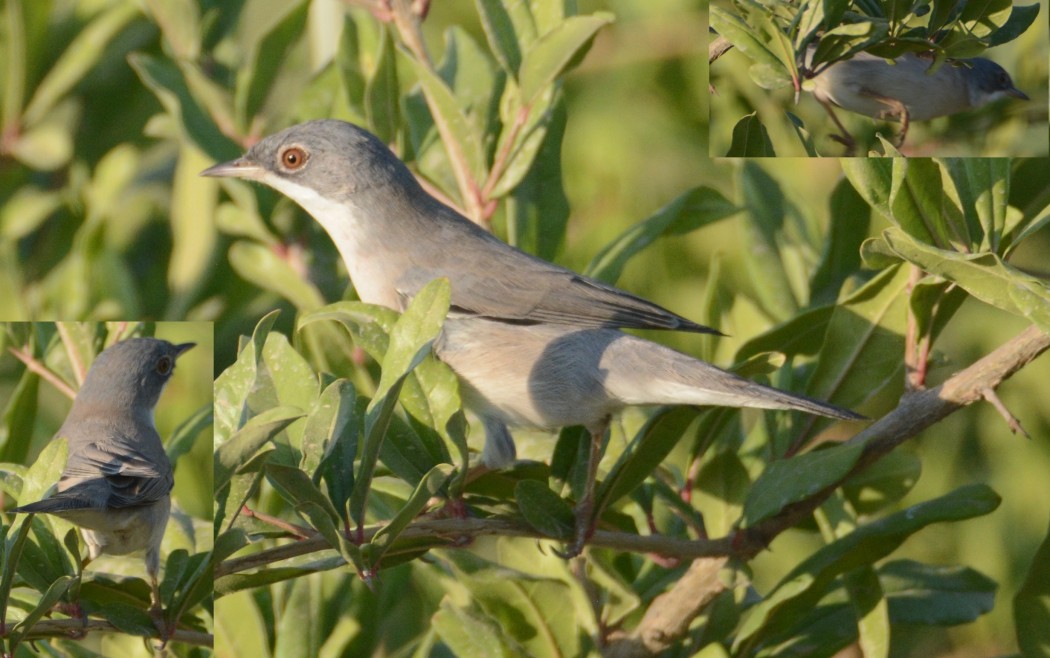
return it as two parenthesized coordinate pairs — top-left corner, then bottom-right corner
(14, 337), (195, 630)
(201, 119), (863, 553)
(806, 50), (1028, 151)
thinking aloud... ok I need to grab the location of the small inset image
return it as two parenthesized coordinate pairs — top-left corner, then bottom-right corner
(709, 0), (1048, 157)
(0, 321), (212, 653)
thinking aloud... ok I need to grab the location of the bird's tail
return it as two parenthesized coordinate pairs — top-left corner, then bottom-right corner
(14, 494), (93, 515)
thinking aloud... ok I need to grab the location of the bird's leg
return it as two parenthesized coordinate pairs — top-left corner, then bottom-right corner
(869, 93), (910, 148)
(564, 418), (610, 558)
(148, 571), (170, 646)
(818, 98), (856, 155)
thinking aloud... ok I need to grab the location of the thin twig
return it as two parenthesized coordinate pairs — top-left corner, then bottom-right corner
(0, 618), (212, 648)
(7, 347), (77, 400)
(56, 323), (87, 386)
(981, 387), (1031, 439)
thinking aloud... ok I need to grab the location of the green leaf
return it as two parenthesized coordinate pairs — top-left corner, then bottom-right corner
(809, 178), (871, 306)
(9, 574), (74, 644)
(596, 407), (700, 513)
(365, 26), (400, 145)
(518, 13), (614, 103)
(880, 227), (1050, 334)
(726, 113), (776, 156)
(235, 1), (309, 130)
(585, 187), (739, 284)
(22, 2), (138, 126)
(742, 442), (864, 527)
(710, 6), (792, 90)
(475, 0), (526, 76)
(986, 3), (1041, 46)
(881, 559), (997, 625)
(515, 479), (574, 539)
(0, 361), (39, 464)
(167, 403), (214, 465)
(735, 484), (1001, 652)
(228, 240), (327, 312)
(16, 436), (67, 508)
(143, 0), (200, 59)
(406, 56), (487, 185)
(843, 451), (921, 514)
(940, 158), (1010, 253)
(369, 463), (454, 564)
(215, 311), (278, 443)
(803, 264), (910, 414)
(300, 379), (359, 480)
(129, 53), (239, 162)
(433, 599), (527, 658)
(1015, 516), (1050, 656)
(349, 279), (451, 526)
(214, 406), (305, 494)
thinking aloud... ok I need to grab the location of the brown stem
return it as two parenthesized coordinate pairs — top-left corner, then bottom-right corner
(7, 347), (77, 400)
(1, 618), (212, 647)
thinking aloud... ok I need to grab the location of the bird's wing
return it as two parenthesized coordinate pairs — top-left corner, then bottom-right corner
(401, 223), (720, 334)
(59, 439), (174, 509)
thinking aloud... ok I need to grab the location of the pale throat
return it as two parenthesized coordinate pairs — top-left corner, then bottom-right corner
(260, 173), (397, 309)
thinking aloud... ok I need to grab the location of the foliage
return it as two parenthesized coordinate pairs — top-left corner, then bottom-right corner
(1, 1), (1049, 657)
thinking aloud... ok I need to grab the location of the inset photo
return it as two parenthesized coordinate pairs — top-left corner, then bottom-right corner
(709, 0), (1048, 157)
(0, 321), (213, 654)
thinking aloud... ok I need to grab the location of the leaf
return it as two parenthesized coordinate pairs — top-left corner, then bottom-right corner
(364, 26), (400, 144)
(881, 559), (997, 626)
(880, 227), (1050, 333)
(369, 463), (454, 565)
(475, 0), (525, 76)
(214, 406), (305, 494)
(166, 403), (214, 465)
(22, 2), (138, 126)
(518, 13), (613, 103)
(1015, 515), (1050, 656)
(215, 311), (279, 444)
(742, 442), (864, 527)
(300, 379), (359, 480)
(808, 178), (871, 306)
(406, 55), (487, 186)
(235, 1), (309, 129)
(803, 264), (910, 414)
(940, 158), (1010, 253)
(433, 599), (527, 658)
(596, 407), (700, 513)
(735, 485), (1001, 652)
(726, 113), (776, 156)
(0, 361), (40, 464)
(585, 187), (739, 284)
(710, 6), (792, 89)
(842, 451), (921, 514)
(228, 240), (327, 312)
(9, 575), (74, 644)
(515, 479), (574, 539)
(16, 436), (67, 508)
(349, 279), (451, 526)
(986, 3), (1041, 46)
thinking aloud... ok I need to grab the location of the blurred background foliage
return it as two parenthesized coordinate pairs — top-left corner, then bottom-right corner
(0, 0), (1048, 656)
(710, 0), (1049, 156)
(0, 321), (213, 656)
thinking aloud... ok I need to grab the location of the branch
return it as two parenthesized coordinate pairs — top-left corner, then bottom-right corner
(217, 517), (734, 579)
(603, 324), (1050, 657)
(1, 618), (212, 648)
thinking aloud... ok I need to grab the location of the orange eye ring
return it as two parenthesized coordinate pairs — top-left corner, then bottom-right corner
(280, 146), (308, 171)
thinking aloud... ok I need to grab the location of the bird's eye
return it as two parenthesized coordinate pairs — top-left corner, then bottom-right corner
(156, 356), (173, 375)
(280, 146), (308, 171)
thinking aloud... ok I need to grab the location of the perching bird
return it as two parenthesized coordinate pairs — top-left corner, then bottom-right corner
(14, 337), (195, 626)
(202, 119), (862, 553)
(807, 50), (1028, 150)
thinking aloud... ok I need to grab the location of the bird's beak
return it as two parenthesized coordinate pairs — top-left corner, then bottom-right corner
(174, 342), (196, 358)
(200, 157), (263, 179)
(1007, 86), (1030, 101)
